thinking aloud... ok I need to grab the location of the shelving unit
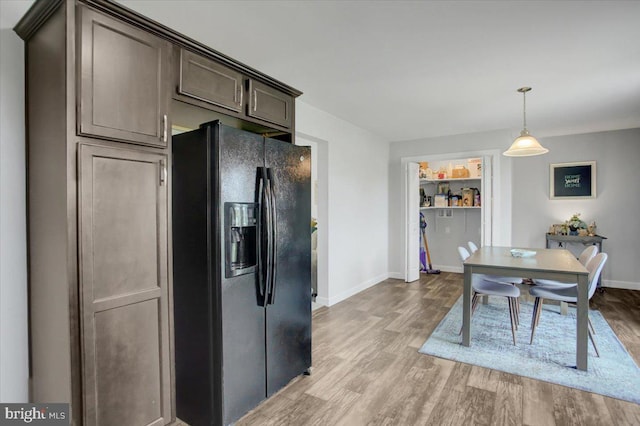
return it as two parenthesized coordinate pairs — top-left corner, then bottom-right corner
(420, 177), (480, 184)
(420, 176), (482, 209)
(405, 153), (496, 281)
(420, 206), (480, 210)
(416, 158), (484, 265)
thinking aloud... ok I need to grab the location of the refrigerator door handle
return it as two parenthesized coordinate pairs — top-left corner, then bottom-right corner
(267, 168), (278, 305)
(264, 168), (274, 305)
(257, 167), (268, 304)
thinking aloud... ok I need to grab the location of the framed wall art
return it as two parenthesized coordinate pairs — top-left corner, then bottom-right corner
(550, 161), (596, 199)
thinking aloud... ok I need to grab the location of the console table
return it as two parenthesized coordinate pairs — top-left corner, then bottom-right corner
(545, 233), (607, 288)
(545, 233), (606, 250)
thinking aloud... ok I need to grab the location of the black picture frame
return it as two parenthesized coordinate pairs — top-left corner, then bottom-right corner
(550, 161), (596, 199)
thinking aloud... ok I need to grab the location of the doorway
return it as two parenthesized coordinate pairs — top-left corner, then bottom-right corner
(296, 133), (328, 308)
(402, 150), (505, 278)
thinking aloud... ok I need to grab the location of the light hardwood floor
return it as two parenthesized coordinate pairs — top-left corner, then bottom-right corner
(237, 273), (640, 426)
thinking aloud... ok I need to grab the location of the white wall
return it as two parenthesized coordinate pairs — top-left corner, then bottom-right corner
(511, 128), (640, 288)
(388, 130), (514, 276)
(0, 27), (29, 402)
(296, 101), (389, 306)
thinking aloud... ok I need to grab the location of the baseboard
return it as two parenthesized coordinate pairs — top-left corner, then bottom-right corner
(602, 280), (640, 291)
(326, 273), (388, 306)
(434, 265), (462, 274)
(391, 266), (462, 279)
(314, 296), (329, 306)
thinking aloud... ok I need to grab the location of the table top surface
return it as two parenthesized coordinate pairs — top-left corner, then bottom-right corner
(464, 246), (588, 275)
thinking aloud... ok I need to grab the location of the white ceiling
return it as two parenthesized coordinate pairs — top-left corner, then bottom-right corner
(4, 1), (640, 142)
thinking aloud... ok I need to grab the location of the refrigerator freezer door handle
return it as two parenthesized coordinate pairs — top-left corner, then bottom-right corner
(267, 168), (277, 305)
(257, 170), (265, 299)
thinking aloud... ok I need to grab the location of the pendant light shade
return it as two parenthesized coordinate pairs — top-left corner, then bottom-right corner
(503, 87), (548, 157)
(503, 130), (549, 157)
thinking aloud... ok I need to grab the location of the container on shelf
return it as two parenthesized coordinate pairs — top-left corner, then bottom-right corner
(468, 158), (482, 178)
(434, 194), (447, 207)
(419, 162), (430, 179)
(452, 165), (470, 179)
(436, 182), (449, 194)
(462, 188), (474, 206)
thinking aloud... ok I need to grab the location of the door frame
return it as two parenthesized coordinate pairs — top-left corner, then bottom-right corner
(400, 149), (508, 275)
(296, 132), (328, 307)
(404, 162), (420, 282)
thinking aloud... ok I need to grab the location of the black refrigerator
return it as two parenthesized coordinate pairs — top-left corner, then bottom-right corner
(172, 121), (312, 426)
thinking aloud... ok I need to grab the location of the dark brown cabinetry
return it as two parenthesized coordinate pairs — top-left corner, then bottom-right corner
(178, 48), (244, 113)
(15, 0), (301, 425)
(18, 2), (175, 424)
(248, 79), (293, 128)
(78, 6), (170, 147)
(78, 144), (172, 426)
(176, 48), (295, 132)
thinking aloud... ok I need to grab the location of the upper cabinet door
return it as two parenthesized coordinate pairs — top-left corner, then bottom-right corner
(248, 80), (293, 129)
(178, 49), (244, 113)
(78, 6), (170, 147)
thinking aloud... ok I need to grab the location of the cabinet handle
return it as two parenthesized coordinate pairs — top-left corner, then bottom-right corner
(236, 85), (243, 106)
(162, 114), (168, 142)
(253, 91), (257, 111)
(159, 159), (167, 186)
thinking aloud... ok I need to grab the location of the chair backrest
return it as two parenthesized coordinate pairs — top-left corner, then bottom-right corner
(586, 253), (607, 299)
(458, 246), (470, 262)
(579, 245), (598, 266)
(468, 241), (479, 253)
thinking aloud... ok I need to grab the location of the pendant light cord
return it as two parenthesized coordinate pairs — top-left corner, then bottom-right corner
(522, 90), (527, 131)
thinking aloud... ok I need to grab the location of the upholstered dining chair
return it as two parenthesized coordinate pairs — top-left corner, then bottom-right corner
(533, 245), (598, 288)
(468, 241), (479, 253)
(529, 253), (608, 356)
(458, 246), (521, 345)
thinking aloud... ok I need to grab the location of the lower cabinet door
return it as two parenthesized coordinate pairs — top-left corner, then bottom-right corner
(78, 144), (172, 426)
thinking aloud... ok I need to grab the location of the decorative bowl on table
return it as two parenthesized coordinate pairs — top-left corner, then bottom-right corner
(510, 249), (536, 258)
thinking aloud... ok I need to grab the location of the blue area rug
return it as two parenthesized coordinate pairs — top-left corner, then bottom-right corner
(419, 296), (640, 404)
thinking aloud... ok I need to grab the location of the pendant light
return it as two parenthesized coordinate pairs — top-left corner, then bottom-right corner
(503, 87), (549, 157)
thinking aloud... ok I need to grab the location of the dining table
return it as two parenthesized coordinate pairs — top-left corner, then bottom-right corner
(462, 246), (590, 371)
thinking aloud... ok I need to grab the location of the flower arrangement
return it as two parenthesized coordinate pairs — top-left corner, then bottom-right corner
(566, 213), (587, 234)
